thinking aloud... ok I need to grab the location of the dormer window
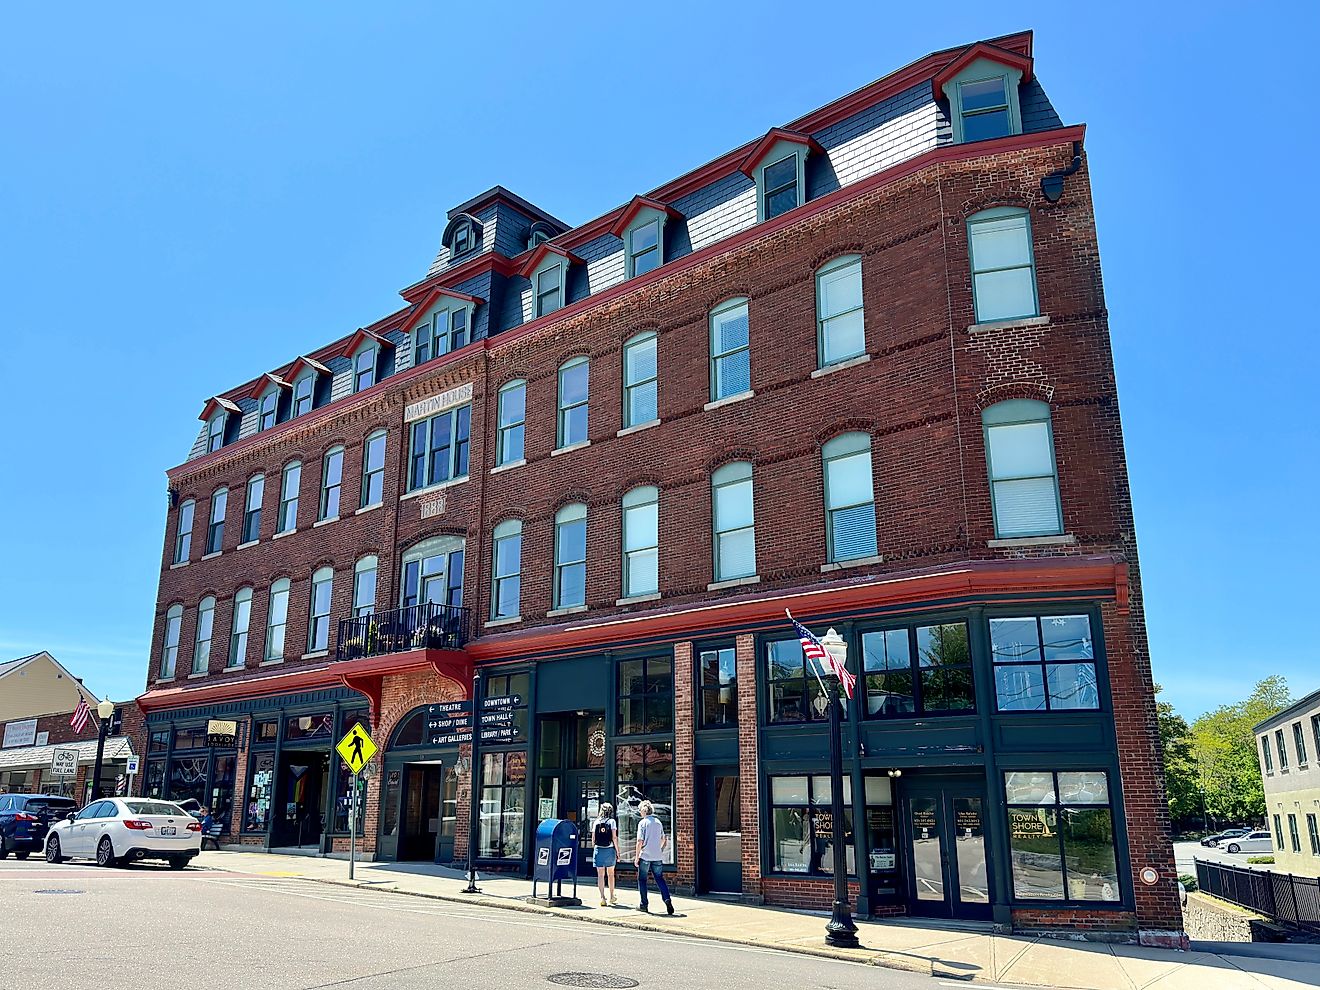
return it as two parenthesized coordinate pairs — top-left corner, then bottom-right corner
(258, 388), (281, 432)
(353, 346), (376, 392)
(200, 397), (241, 452)
(293, 375), (314, 416)
(535, 264), (563, 317)
(610, 196), (679, 280)
(440, 212), (483, 262)
(739, 129), (821, 224)
(958, 76), (1012, 141)
(207, 414), (225, 453)
(452, 221), (473, 257)
(934, 44), (1032, 145)
(629, 219), (660, 276)
(527, 221), (557, 250)
(762, 156), (799, 220)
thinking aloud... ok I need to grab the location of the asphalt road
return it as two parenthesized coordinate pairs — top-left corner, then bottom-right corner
(1173, 839), (1273, 876)
(0, 859), (979, 990)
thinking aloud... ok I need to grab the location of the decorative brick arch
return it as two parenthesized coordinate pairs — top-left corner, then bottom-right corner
(373, 669), (468, 746)
(974, 380), (1055, 412)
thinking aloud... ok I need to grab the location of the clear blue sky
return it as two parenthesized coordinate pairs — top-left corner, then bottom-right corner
(2, 3), (1315, 716)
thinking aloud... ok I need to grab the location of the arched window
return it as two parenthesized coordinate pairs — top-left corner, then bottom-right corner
(497, 380), (526, 466)
(822, 432), (877, 562)
(266, 578), (291, 661)
(193, 596), (216, 675)
(160, 604), (183, 678)
(557, 358), (589, 449)
(278, 461), (301, 534)
(320, 445), (344, 521)
(816, 255), (865, 368)
(360, 430), (386, 508)
(491, 520), (523, 620)
(622, 486), (659, 597)
(228, 587), (252, 668)
(981, 399), (1061, 538)
(353, 556), (378, 618)
(206, 487), (227, 555)
(554, 504), (587, 610)
(173, 499), (194, 564)
(967, 207), (1037, 324)
(622, 332), (658, 429)
(400, 536), (465, 610)
(388, 705), (431, 749)
(712, 462), (756, 582)
(308, 567), (334, 652)
(710, 298), (750, 402)
(243, 474), (264, 544)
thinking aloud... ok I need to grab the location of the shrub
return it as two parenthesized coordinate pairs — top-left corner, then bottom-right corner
(1247, 856), (1275, 865)
(1178, 873), (1198, 892)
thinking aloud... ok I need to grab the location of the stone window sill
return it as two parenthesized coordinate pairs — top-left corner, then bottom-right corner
(273, 529), (296, 540)
(401, 476), (469, 502)
(987, 534), (1076, 549)
(617, 419), (660, 438)
(300, 650), (329, 660)
(313, 517), (338, 528)
(201, 551), (222, 561)
(547, 605), (587, 618)
(237, 540), (259, 550)
(485, 615), (522, 629)
(615, 592), (660, 606)
(968, 314), (1051, 335)
(551, 440), (591, 457)
(170, 560), (189, 570)
(355, 502), (383, 515)
(259, 658), (284, 667)
(703, 390), (754, 412)
(156, 677), (175, 684)
(821, 553), (883, 573)
(187, 672), (208, 680)
(491, 459), (526, 476)
(708, 575), (760, 591)
(811, 353), (871, 379)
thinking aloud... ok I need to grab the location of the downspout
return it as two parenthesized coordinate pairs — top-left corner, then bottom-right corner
(1040, 141), (1083, 203)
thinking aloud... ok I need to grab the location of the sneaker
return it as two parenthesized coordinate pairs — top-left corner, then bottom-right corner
(600, 899), (608, 907)
(665, 900), (675, 916)
(610, 896), (618, 905)
(637, 904), (649, 913)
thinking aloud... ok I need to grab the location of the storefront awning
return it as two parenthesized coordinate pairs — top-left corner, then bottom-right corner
(0, 736), (134, 771)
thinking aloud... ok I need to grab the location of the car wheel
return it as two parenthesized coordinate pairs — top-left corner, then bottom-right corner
(45, 836), (64, 863)
(14, 850), (29, 860)
(0, 846), (8, 860)
(96, 836), (117, 868)
(1228, 843), (1241, 854)
(167, 856), (189, 871)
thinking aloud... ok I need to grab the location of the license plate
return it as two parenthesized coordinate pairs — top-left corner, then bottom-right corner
(161, 827), (176, 836)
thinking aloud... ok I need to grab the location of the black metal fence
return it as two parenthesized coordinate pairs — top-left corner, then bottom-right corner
(336, 602), (470, 661)
(1196, 860), (1320, 933)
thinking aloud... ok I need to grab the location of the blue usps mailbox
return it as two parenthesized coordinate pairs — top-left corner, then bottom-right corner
(531, 818), (581, 905)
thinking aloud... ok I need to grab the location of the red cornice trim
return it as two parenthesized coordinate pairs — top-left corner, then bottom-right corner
(516, 242), (581, 279)
(607, 196), (680, 239)
(136, 663), (340, 713)
(932, 41), (1034, 98)
(168, 124), (1081, 481)
(737, 129), (824, 178)
(198, 396), (241, 423)
(278, 355), (331, 382)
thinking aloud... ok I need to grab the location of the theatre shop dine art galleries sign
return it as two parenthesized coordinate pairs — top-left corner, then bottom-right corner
(425, 695), (521, 746)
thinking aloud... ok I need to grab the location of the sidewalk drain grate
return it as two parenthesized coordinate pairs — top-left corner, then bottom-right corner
(34, 889), (84, 895)
(547, 975), (639, 989)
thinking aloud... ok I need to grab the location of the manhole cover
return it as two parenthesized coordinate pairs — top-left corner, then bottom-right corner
(33, 889), (84, 895)
(547, 975), (639, 989)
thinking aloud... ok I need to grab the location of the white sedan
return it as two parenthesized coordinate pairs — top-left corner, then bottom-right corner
(1220, 830), (1273, 855)
(45, 797), (202, 869)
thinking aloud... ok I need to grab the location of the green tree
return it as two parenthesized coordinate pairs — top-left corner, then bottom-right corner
(1155, 684), (1201, 831)
(1188, 676), (1292, 827)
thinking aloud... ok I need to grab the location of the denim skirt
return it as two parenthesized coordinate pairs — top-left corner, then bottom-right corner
(593, 846), (617, 868)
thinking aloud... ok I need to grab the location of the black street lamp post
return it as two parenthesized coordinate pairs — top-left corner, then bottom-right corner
(819, 628), (860, 949)
(462, 671), (482, 894)
(90, 697), (115, 802)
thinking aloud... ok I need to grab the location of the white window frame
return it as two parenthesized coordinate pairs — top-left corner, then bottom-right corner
(307, 567), (334, 653)
(496, 380), (526, 466)
(319, 446), (344, 521)
(277, 461), (301, 534)
(553, 503), (587, 610)
(265, 578), (290, 661)
(556, 357), (589, 449)
(709, 298), (751, 401)
(982, 399), (1062, 539)
(491, 519), (523, 620)
(815, 255), (866, 368)
(228, 587), (252, 668)
(712, 462), (756, 582)
(822, 432), (878, 563)
(160, 604), (183, 678)
(622, 486), (659, 598)
(622, 332), (659, 429)
(174, 500), (194, 564)
(193, 596), (215, 675)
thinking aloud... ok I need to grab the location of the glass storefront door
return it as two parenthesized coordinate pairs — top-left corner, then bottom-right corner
(700, 767), (742, 893)
(903, 777), (991, 920)
(399, 763), (444, 861)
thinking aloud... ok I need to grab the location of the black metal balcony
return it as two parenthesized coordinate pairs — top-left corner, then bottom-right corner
(336, 603), (471, 661)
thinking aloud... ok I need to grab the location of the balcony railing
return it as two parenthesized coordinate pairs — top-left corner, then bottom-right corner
(336, 603), (471, 662)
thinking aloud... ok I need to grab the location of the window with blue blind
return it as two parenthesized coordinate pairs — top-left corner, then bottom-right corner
(557, 358), (589, 448)
(496, 381), (526, 466)
(816, 256), (865, 367)
(968, 208), (1038, 323)
(822, 432), (877, 562)
(553, 503), (587, 609)
(709, 299), (750, 401)
(491, 520), (522, 619)
(622, 486), (659, 597)
(982, 399), (1061, 539)
(711, 462), (755, 581)
(623, 332), (658, 428)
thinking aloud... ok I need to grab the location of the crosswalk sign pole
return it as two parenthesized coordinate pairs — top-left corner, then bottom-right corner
(349, 770), (357, 880)
(335, 723), (377, 883)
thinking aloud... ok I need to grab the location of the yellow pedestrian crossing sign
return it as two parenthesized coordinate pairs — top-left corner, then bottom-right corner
(336, 724), (377, 775)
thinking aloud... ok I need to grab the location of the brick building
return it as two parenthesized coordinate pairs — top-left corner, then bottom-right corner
(135, 31), (1183, 943)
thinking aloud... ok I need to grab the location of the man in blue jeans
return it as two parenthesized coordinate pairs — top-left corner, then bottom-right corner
(633, 800), (673, 915)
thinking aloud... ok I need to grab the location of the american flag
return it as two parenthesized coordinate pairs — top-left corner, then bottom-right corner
(787, 610), (856, 700)
(70, 697), (91, 733)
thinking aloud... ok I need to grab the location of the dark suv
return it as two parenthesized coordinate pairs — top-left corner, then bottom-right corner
(0, 794), (79, 859)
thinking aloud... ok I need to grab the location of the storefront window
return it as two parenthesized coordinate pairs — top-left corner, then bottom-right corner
(173, 726), (208, 750)
(0, 770), (32, 794)
(479, 751), (527, 859)
(862, 621), (974, 716)
(148, 730), (169, 753)
(768, 774), (854, 875)
(168, 755), (209, 806)
(253, 719), (278, 744)
(284, 712), (333, 741)
(1005, 770), (1119, 902)
(766, 639), (828, 723)
(244, 753), (275, 832)
(144, 760), (166, 798)
(915, 622), (974, 712)
(483, 673), (529, 744)
(332, 762), (367, 834)
(381, 770), (402, 838)
(617, 657), (673, 734)
(698, 646), (738, 727)
(615, 742), (674, 863)
(990, 615), (1099, 712)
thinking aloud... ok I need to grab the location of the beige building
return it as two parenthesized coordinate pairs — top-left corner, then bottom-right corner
(1256, 689), (1320, 877)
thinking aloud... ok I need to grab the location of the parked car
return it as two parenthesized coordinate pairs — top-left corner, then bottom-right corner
(172, 797), (205, 820)
(44, 797), (201, 869)
(1201, 827), (1250, 847)
(0, 793), (79, 859)
(1222, 831), (1273, 855)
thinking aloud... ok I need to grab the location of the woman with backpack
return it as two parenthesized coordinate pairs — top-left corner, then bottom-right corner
(591, 801), (620, 907)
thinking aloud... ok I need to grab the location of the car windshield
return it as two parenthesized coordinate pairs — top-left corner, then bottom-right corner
(124, 801), (189, 817)
(26, 799), (77, 814)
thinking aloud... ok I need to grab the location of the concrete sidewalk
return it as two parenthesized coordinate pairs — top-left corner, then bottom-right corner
(195, 849), (1320, 989)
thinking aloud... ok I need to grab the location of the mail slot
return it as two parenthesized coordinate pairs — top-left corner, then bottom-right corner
(531, 818), (580, 904)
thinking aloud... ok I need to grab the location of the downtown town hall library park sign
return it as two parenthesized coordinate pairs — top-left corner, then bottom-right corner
(424, 695), (520, 746)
